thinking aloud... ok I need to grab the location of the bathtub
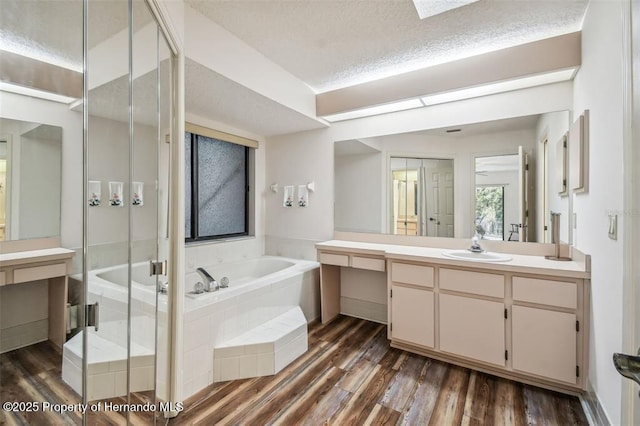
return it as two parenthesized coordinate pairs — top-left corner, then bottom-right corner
(74, 255), (320, 399)
(95, 262), (157, 288)
(181, 255), (320, 398)
(185, 256), (302, 297)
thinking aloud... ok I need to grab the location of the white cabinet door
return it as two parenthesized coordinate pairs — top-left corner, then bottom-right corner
(391, 284), (434, 348)
(439, 294), (505, 366)
(512, 305), (577, 384)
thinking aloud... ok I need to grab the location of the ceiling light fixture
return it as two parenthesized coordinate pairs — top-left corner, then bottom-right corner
(412, 0), (480, 20)
(421, 68), (577, 106)
(320, 68), (576, 123)
(322, 99), (424, 123)
(0, 81), (77, 104)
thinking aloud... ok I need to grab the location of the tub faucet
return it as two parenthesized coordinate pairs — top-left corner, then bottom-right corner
(196, 267), (218, 292)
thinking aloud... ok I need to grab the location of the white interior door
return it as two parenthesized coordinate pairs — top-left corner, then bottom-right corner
(439, 166), (455, 237)
(425, 160), (454, 237)
(425, 168), (439, 236)
(518, 146), (529, 242)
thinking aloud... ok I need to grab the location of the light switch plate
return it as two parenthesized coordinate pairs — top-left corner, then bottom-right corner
(608, 214), (617, 240)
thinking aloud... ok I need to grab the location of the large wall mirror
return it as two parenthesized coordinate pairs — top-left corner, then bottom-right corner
(0, 118), (62, 241)
(334, 110), (571, 244)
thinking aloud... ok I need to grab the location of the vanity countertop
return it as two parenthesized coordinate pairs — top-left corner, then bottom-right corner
(316, 240), (590, 279)
(0, 247), (76, 268)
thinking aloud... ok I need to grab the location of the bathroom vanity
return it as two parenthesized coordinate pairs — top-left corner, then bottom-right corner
(316, 238), (590, 395)
(0, 242), (75, 352)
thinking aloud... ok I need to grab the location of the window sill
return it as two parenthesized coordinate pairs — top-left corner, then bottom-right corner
(185, 235), (255, 247)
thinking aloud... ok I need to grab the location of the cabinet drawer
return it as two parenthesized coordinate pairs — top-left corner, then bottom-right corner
(440, 268), (504, 298)
(13, 263), (66, 283)
(351, 256), (385, 272)
(318, 252), (349, 267)
(513, 277), (577, 309)
(391, 263), (434, 288)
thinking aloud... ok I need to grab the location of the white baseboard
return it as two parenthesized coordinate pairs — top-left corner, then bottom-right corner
(579, 380), (611, 426)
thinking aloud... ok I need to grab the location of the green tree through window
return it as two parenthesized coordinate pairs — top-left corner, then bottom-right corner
(475, 186), (504, 240)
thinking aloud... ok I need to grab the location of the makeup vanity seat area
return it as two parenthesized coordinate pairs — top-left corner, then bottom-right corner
(0, 246), (75, 352)
(317, 240), (591, 395)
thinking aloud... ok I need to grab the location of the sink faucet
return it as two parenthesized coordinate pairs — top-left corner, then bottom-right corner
(196, 267), (218, 292)
(468, 234), (484, 253)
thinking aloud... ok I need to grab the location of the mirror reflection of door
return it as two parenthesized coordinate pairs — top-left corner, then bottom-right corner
(0, 140), (7, 241)
(518, 146), (529, 242)
(391, 157), (454, 237)
(475, 154), (520, 241)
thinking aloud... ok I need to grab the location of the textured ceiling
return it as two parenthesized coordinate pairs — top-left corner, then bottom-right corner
(186, 0), (587, 92)
(185, 59), (326, 137)
(0, 0), (153, 71)
(3, 1), (586, 138)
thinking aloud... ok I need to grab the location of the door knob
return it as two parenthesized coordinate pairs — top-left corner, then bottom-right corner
(613, 348), (640, 396)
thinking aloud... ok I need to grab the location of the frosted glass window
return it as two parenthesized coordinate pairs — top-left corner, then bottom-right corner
(185, 132), (192, 237)
(185, 132), (248, 240)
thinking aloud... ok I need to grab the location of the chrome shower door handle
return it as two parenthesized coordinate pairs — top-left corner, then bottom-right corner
(613, 348), (640, 396)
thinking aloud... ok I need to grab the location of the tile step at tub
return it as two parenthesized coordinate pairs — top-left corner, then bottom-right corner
(61, 324), (155, 401)
(213, 306), (308, 382)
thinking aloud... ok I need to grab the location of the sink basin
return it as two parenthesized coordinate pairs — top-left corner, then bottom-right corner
(442, 250), (512, 263)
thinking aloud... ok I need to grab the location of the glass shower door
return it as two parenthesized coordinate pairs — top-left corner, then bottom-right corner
(82, 1), (170, 423)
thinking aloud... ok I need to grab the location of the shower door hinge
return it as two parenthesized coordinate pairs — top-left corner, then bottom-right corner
(86, 302), (99, 331)
(150, 260), (167, 276)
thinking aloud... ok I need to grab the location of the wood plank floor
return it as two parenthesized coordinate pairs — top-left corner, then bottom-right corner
(171, 316), (588, 425)
(1, 316), (588, 425)
(0, 341), (162, 426)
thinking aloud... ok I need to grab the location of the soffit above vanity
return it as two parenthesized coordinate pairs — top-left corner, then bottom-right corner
(186, 0), (586, 128)
(187, 0), (587, 93)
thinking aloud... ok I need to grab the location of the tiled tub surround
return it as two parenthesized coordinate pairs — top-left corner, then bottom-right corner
(62, 262), (167, 400)
(62, 317), (156, 401)
(213, 306), (308, 382)
(182, 256), (319, 399)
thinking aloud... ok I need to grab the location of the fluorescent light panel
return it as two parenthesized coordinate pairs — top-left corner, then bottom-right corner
(322, 99), (424, 122)
(321, 68), (576, 122)
(412, 0), (480, 19)
(421, 68), (576, 106)
(0, 81), (77, 104)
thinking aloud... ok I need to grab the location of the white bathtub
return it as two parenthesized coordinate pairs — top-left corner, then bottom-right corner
(95, 263), (157, 287)
(185, 257), (299, 297)
(181, 255), (320, 398)
(75, 255), (320, 399)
